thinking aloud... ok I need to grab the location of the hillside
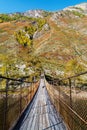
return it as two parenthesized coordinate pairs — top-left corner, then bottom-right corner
(0, 2), (87, 82)
(33, 3), (87, 78)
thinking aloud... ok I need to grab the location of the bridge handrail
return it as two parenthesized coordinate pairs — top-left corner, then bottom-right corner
(59, 71), (87, 81)
(0, 74), (39, 130)
(46, 71), (87, 130)
(45, 71), (87, 83)
(0, 75), (37, 83)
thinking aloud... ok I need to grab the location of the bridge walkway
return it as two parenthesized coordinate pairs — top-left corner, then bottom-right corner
(13, 77), (67, 130)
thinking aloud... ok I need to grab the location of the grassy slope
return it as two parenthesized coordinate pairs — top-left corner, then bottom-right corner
(0, 21), (33, 78)
(0, 11), (87, 78)
(33, 14), (87, 77)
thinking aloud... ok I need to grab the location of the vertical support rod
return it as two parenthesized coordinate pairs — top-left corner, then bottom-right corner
(69, 79), (73, 129)
(52, 79), (55, 106)
(33, 83), (34, 96)
(29, 83), (31, 101)
(31, 82), (33, 100)
(3, 79), (9, 130)
(20, 83), (22, 114)
(58, 81), (60, 113)
(69, 78), (72, 108)
(27, 83), (29, 104)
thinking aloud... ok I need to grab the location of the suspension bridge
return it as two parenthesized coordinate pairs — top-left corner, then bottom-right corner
(0, 72), (87, 130)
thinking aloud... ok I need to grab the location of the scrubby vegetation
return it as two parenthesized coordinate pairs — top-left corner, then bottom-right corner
(14, 30), (32, 47)
(14, 18), (46, 47)
(0, 54), (42, 84)
(65, 59), (85, 76)
(0, 14), (31, 23)
(72, 10), (85, 17)
(0, 6), (87, 86)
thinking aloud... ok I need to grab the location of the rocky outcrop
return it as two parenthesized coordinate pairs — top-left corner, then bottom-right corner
(23, 9), (44, 18)
(64, 2), (87, 15)
(33, 24), (50, 39)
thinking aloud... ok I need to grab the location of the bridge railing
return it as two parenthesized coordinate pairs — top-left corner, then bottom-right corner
(0, 75), (39, 130)
(45, 71), (87, 130)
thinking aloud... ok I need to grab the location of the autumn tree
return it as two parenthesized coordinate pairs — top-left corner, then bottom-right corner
(65, 59), (85, 87)
(65, 59), (84, 76)
(14, 30), (32, 47)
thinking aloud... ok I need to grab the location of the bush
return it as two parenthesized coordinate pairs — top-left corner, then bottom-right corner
(14, 30), (32, 47)
(72, 11), (85, 17)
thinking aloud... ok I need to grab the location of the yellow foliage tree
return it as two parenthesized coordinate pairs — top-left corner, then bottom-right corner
(65, 59), (84, 77)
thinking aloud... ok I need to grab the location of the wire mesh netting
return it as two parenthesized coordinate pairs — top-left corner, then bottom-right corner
(0, 78), (39, 130)
(46, 73), (87, 130)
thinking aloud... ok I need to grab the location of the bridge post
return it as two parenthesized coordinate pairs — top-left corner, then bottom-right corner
(69, 78), (74, 129)
(32, 82), (34, 98)
(29, 84), (31, 102)
(26, 83), (29, 104)
(58, 81), (60, 114)
(20, 83), (22, 114)
(3, 79), (9, 130)
(68, 78), (72, 108)
(31, 83), (32, 100)
(51, 80), (54, 106)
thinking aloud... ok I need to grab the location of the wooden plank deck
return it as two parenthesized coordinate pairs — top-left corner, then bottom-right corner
(17, 77), (67, 130)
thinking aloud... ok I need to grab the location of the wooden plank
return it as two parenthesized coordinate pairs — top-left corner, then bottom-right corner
(18, 77), (67, 130)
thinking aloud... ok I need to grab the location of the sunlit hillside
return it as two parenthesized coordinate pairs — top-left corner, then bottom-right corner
(0, 3), (87, 81)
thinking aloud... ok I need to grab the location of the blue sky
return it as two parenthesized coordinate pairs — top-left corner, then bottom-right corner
(0, 0), (86, 13)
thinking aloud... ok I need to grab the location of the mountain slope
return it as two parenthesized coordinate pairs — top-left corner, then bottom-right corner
(23, 10), (45, 18)
(0, 2), (87, 79)
(33, 3), (87, 77)
(64, 2), (87, 15)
